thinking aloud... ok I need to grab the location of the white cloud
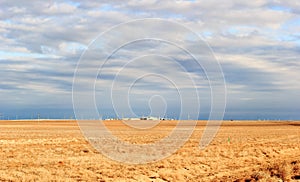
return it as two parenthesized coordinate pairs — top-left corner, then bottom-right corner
(0, 0), (299, 119)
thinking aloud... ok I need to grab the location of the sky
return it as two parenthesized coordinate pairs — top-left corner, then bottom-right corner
(0, 0), (299, 120)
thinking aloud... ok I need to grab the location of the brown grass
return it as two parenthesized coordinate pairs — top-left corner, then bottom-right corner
(0, 120), (299, 181)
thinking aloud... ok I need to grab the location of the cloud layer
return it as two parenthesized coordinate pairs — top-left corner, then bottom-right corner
(0, 0), (299, 119)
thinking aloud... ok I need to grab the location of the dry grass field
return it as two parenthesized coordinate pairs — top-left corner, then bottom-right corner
(0, 120), (299, 181)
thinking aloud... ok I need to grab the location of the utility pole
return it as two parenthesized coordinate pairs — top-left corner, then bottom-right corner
(38, 113), (40, 124)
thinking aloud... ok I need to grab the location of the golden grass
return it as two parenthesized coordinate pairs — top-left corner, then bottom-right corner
(0, 120), (299, 181)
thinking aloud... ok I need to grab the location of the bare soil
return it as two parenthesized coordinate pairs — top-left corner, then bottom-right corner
(0, 120), (299, 181)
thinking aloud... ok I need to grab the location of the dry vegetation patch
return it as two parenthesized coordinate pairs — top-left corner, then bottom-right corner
(0, 120), (299, 181)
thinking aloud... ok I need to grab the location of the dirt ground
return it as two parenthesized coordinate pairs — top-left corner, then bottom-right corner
(0, 120), (299, 181)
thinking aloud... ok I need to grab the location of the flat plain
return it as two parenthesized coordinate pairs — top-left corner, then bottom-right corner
(0, 120), (299, 181)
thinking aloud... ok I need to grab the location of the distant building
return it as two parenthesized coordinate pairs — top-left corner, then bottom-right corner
(104, 116), (174, 121)
(122, 117), (141, 120)
(140, 116), (159, 120)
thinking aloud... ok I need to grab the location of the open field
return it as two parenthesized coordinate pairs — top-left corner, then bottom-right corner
(0, 120), (299, 181)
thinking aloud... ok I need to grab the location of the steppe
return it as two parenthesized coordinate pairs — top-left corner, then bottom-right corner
(0, 120), (299, 181)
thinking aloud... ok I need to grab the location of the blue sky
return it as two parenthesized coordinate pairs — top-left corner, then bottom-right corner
(0, 0), (299, 120)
